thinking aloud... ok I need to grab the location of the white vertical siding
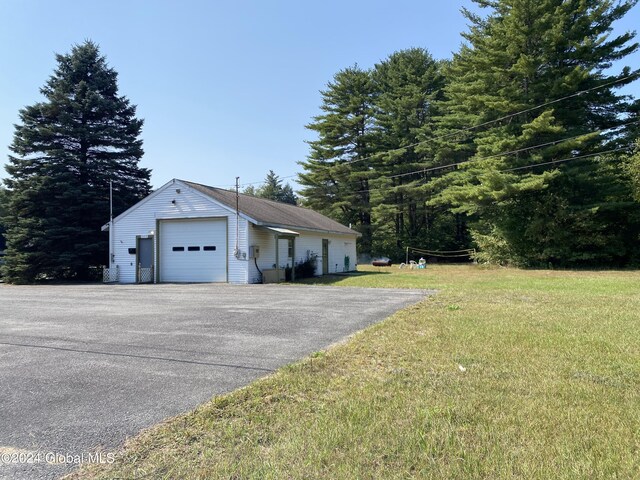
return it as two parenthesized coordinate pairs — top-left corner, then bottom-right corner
(292, 234), (323, 276)
(111, 180), (249, 283)
(247, 226), (276, 284)
(247, 224), (358, 283)
(229, 216), (250, 284)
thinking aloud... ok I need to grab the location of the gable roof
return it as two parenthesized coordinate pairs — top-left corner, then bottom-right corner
(182, 180), (360, 237)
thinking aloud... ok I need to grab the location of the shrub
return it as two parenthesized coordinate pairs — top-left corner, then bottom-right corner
(285, 254), (317, 281)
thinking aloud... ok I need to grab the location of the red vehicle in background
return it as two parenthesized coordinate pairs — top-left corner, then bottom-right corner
(371, 257), (392, 267)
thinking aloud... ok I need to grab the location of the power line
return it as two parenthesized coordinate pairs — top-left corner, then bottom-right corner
(502, 145), (633, 172)
(218, 73), (639, 192)
(383, 119), (639, 181)
(325, 139), (633, 221)
(321, 72), (639, 169)
(327, 144), (633, 221)
(347, 121), (638, 196)
(211, 173), (299, 190)
(351, 143), (634, 200)
(239, 174), (298, 188)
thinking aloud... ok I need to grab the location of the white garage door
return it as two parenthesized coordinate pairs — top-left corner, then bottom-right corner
(160, 219), (227, 282)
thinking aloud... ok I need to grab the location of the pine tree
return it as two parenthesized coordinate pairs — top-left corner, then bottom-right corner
(245, 170), (297, 205)
(257, 170), (297, 204)
(369, 49), (455, 256)
(242, 185), (257, 196)
(299, 66), (377, 254)
(2, 41), (151, 282)
(430, 0), (640, 266)
(278, 183), (297, 205)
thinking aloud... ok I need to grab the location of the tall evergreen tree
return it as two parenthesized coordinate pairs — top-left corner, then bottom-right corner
(278, 183), (297, 205)
(430, 0), (640, 266)
(370, 49), (454, 257)
(2, 41), (151, 282)
(299, 66), (377, 254)
(244, 170), (297, 205)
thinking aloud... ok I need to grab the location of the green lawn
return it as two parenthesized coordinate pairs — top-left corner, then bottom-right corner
(68, 265), (640, 479)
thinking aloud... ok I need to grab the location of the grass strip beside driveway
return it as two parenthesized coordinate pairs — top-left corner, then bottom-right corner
(68, 265), (640, 479)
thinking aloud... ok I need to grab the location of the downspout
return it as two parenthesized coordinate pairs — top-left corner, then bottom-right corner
(254, 257), (262, 283)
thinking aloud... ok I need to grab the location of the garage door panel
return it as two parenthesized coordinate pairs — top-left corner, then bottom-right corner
(160, 219), (227, 282)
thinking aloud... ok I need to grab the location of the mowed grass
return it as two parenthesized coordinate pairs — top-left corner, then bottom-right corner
(68, 266), (640, 479)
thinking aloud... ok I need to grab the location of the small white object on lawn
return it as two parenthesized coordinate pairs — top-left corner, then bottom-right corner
(458, 364), (467, 373)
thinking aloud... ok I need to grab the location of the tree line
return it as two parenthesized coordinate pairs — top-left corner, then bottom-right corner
(2, 0), (640, 283)
(299, 0), (640, 267)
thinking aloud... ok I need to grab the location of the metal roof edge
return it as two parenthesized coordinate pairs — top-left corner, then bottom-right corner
(254, 221), (361, 237)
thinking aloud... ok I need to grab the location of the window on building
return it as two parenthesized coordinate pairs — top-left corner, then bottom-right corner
(188, 246), (200, 251)
(203, 246), (216, 251)
(172, 246), (184, 252)
(288, 239), (293, 258)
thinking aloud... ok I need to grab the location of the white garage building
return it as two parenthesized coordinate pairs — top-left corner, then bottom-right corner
(102, 179), (359, 284)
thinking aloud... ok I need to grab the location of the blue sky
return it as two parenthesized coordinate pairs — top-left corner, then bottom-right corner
(1, 1), (638, 191)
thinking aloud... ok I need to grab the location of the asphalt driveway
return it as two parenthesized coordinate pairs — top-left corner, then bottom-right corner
(0, 283), (427, 480)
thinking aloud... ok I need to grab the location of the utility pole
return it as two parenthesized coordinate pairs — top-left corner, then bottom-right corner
(234, 177), (240, 258)
(109, 180), (113, 223)
(109, 180), (114, 265)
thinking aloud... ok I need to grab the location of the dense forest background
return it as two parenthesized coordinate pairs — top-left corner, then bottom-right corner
(298, 0), (640, 267)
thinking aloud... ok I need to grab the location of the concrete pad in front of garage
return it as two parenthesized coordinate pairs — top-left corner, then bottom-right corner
(0, 283), (429, 480)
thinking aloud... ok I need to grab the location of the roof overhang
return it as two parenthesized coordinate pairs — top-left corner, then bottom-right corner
(254, 222), (360, 237)
(261, 226), (300, 237)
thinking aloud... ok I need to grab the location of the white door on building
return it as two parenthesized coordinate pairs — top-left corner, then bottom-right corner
(159, 218), (227, 282)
